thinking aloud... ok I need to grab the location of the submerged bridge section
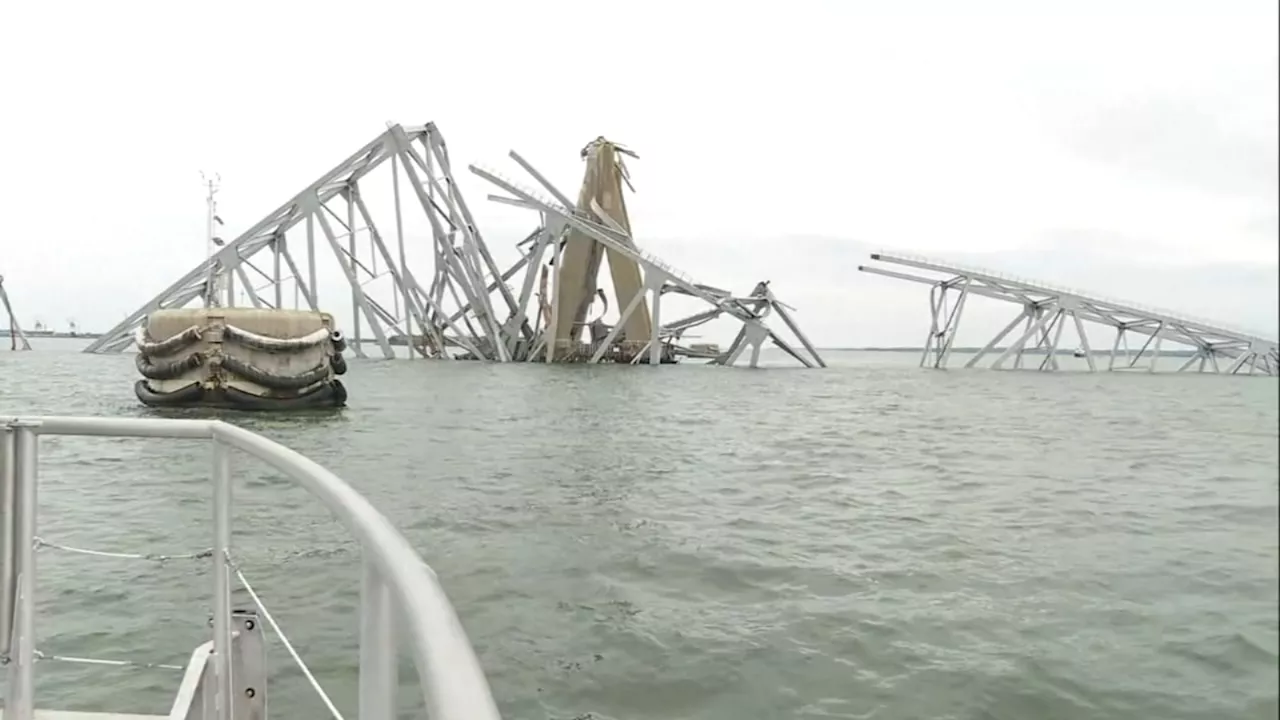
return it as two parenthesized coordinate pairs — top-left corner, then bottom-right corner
(859, 252), (1279, 376)
(86, 121), (824, 368)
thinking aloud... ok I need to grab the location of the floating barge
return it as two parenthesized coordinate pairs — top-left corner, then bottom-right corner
(134, 308), (348, 410)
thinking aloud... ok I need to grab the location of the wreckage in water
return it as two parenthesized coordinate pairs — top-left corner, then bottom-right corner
(134, 307), (348, 409)
(86, 123), (825, 370)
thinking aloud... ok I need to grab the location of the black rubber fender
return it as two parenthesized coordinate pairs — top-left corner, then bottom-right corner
(135, 352), (205, 380)
(330, 330), (347, 353)
(223, 381), (346, 410)
(220, 355), (331, 391)
(330, 353), (348, 376)
(134, 380), (204, 407)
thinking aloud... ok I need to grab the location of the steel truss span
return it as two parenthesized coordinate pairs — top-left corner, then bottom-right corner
(87, 122), (824, 369)
(859, 252), (1279, 377)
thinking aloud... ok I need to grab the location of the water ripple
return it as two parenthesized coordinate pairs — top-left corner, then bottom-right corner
(0, 347), (1276, 719)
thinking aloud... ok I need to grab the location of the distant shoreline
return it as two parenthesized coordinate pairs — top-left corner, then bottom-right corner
(825, 346), (1202, 357)
(0, 331), (103, 339)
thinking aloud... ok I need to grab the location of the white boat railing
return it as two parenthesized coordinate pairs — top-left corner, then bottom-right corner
(0, 415), (502, 720)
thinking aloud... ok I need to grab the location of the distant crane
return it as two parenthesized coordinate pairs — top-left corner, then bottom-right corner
(0, 275), (32, 351)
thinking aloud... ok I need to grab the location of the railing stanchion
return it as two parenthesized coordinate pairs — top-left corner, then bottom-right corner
(0, 424), (17, 660)
(211, 438), (234, 720)
(7, 422), (39, 720)
(360, 557), (399, 720)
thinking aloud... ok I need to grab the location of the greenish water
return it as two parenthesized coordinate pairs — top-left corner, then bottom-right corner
(2, 340), (1277, 719)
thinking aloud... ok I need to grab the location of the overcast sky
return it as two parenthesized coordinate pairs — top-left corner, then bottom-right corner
(1, 0), (1275, 348)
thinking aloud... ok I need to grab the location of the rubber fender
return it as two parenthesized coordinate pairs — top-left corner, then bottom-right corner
(135, 325), (203, 356)
(330, 353), (348, 376)
(135, 351), (205, 380)
(220, 354), (332, 391)
(222, 324), (331, 352)
(330, 330), (347, 353)
(134, 380), (204, 407)
(223, 380), (346, 410)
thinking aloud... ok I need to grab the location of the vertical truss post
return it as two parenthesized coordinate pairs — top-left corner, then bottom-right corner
(390, 154), (413, 357)
(226, 260), (237, 308)
(545, 230), (565, 363)
(923, 278), (970, 370)
(1108, 327), (1125, 371)
(1148, 322), (1164, 372)
(920, 283), (944, 368)
(306, 214), (317, 307)
(1071, 310), (1096, 371)
(648, 274), (664, 367)
(347, 189), (363, 353)
(938, 279), (970, 369)
(272, 234), (283, 309)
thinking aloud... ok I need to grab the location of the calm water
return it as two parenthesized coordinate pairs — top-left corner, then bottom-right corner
(1, 340), (1277, 719)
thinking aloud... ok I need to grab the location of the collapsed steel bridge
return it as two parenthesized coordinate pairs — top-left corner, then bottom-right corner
(859, 251), (1279, 376)
(86, 123), (822, 369)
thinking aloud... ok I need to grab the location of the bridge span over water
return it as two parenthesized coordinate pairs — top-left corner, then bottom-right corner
(859, 252), (1278, 377)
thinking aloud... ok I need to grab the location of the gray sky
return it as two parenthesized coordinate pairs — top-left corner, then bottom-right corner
(1, 0), (1276, 348)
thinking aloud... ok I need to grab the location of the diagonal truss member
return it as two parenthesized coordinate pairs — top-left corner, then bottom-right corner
(859, 251), (1279, 376)
(0, 275), (32, 351)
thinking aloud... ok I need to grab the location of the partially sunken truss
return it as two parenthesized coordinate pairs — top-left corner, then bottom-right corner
(860, 252), (1279, 376)
(0, 275), (31, 351)
(87, 123), (824, 368)
(469, 145), (825, 368)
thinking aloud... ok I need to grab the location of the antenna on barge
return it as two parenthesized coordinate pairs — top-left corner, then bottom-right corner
(200, 171), (227, 307)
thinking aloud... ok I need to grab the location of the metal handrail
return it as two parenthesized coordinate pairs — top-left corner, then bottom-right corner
(0, 415), (502, 720)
